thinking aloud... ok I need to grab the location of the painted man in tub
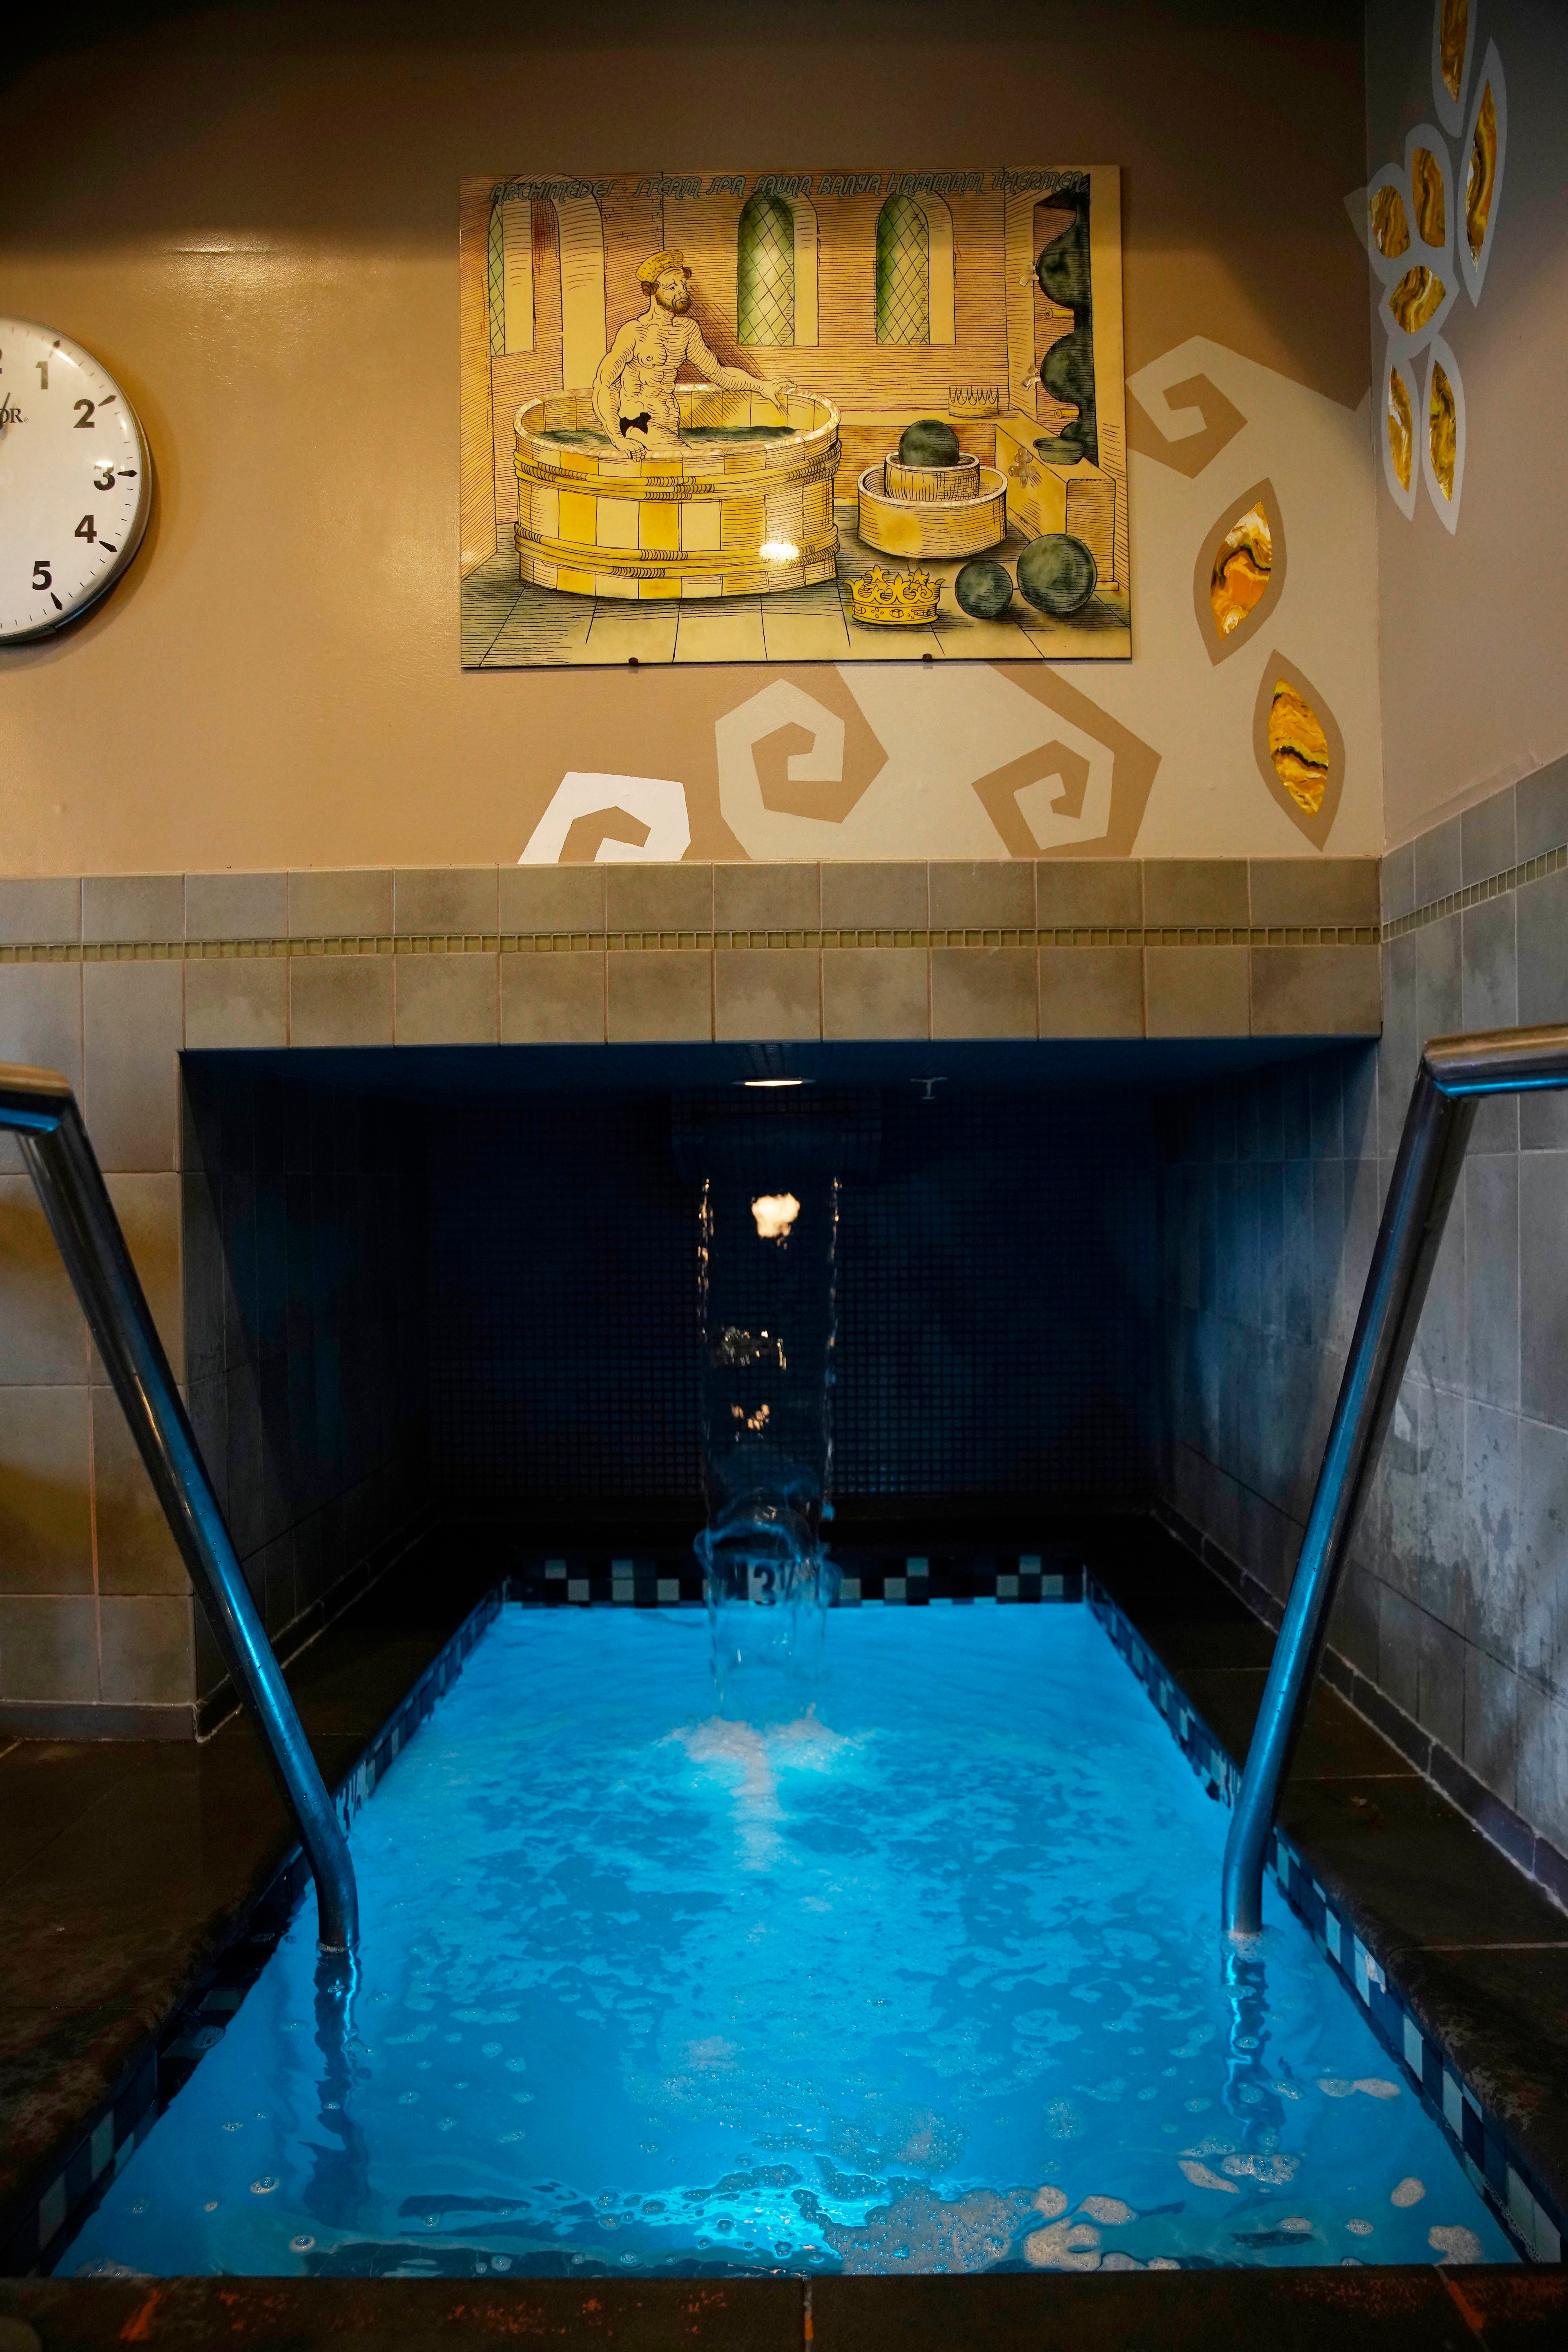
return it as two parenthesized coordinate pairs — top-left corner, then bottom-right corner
(592, 248), (798, 458)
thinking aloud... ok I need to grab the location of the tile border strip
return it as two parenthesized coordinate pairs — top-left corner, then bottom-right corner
(1088, 1575), (1565, 2268)
(1383, 842), (1568, 943)
(0, 925), (1379, 963)
(2, 1584), (503, 2281)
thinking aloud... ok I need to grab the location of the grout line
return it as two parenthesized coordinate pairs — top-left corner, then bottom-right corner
(1419, 1941), (1568, 1953)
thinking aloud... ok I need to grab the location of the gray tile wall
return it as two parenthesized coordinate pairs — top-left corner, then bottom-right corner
(1161, 756), (1568, 1885)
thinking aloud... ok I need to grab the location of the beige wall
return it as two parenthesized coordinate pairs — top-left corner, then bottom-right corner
(1369, 0), (1568, 848)
(0, 0), (1374, 874)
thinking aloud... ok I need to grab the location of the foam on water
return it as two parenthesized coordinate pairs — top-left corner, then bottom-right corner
(62, 1605), (1512, 2278)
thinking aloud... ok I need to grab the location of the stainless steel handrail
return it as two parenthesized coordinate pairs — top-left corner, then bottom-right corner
(0, 1061), (358, 1952)
(1222, 1023), (1568, 1937)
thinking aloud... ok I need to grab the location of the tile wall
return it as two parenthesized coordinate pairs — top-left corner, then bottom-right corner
(1160, 755), (1568, 1901)
(0, 855), (1376, 1730)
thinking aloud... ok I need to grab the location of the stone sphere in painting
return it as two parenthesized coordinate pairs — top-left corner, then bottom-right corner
(1016, 532), (1097, 616)
(897, 417), (962, 469)
(954, 559), (1015, 620)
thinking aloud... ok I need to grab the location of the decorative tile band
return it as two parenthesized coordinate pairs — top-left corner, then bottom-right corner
(1088, 1579), (1565, 2268)
(2, 1587), (502, 2280)
(1383, 841), (1568, 943)
(0, 924), (1378, 965)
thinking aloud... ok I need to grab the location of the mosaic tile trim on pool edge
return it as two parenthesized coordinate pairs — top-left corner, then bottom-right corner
(1, 1590), (502, 2280)
(8, 1565), (1560, 2277)
(1088, 1580), (1565, 2268)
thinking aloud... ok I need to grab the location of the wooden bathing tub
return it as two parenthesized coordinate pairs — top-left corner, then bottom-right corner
(513, 388), (841, 599)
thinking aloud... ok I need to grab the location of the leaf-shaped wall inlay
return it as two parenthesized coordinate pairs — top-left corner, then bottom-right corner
(1388, 366), (1414, 491)
(1252, 655), (1345, 846)
(1411, 148), (1445, 245)
(1389, 265), (1447, 333)
(1428, 362), (1457, 500)
(1209, 505), (1272, 639)
(1269, 681), (1332, 817)
(1191, 478), (1286, 667)
(1369, 184), (1410, 259)
(1439, 0), (1469, 103)
(1467, 81), (1498, 260)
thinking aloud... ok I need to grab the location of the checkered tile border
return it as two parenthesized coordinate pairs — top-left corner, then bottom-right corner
(1089, 1577), (1565, 2267)
(4, 1589), (503, 2279)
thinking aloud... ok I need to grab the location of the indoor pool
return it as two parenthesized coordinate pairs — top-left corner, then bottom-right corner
(62, 1603), (1510, 2278)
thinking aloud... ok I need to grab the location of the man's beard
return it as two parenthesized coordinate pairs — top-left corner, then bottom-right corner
(655, 286), (691, 312)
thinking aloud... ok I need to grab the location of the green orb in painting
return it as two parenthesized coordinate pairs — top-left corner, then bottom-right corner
(1016, 532), (1097, 616)
(953, 559), (1015, 620)
(897, 416), (962, 469)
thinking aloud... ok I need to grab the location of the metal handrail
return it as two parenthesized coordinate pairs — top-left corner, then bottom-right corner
(0, 1062), (358, 1952)
(1222, 1023), (1568, 1937)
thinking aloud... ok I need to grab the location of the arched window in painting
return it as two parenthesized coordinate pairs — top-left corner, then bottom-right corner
(737, 191), (796, 345)
(875, 193), (930, 344)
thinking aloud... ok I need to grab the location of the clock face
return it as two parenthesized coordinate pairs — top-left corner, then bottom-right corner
(0, 318), (152, 643)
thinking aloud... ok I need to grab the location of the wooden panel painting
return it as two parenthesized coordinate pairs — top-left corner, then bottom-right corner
(460, 165), (1129, 668)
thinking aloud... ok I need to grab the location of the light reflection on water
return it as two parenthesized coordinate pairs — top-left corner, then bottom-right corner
(63, 1606), (1508, 2278)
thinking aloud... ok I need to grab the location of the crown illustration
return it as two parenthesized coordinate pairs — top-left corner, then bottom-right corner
(848, 564), (941, 626)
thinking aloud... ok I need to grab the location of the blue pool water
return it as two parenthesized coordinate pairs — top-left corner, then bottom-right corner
(63, 1603), (1511, 2277)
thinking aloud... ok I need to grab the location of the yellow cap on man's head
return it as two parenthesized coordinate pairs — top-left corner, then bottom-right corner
(636, 249), (693, 288)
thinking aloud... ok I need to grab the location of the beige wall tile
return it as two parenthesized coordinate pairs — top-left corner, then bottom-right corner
(714, 949), (821, 1041)
(1035, 861), (1143, 927)
(83, 874), (184, 943)
(0, 1176), (87, 1383)
(501, 952), (605, 1043)
(288, 869), (393, 937)
(288, 955), (395, 1048)
(393, 867), (499, 935)
(1250, 945), (1382, 1036)
(98, 1593), (194, 1704)
(931, 947), (1037, 1039)
(1038, 946), (1146, 1038)
(101, 1173), (184, 1382)
(0, 1385), (92, 1591)
(395, 954), (500, 1044)
(713, 864), (819, 931)
(821, 863), (928, 929)
(1248, 859), (1381, 927)
(0, 963), (83, 1175)
(185, 872), (287, 942)
(1144, 945), (1251, 1035)
(501, 864), (606, 934)
(606, 952), (713, 1041)
(0, 1594), (98, 1702)
(184, 958), (288, 1050)
(822, 947), (928, 1039)
(929, 862), (1034, 928)
(606, 864), (714, 932)
(83, 960), (183, 1172)
(92, 1389), (188, 1595)
(1143, 860), (1250, 926)
(0, 877), (81, 946)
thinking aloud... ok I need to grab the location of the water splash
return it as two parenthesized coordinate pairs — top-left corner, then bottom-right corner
(694, 1170), (842, 1703)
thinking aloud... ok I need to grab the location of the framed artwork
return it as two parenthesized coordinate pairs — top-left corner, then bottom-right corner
(461, 165), (1129, 667)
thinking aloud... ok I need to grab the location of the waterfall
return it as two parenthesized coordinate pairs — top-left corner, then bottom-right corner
(694, 1166), (843, 1702)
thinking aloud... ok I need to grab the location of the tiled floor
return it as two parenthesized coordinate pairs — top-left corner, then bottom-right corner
(2, 1514), (1566, 2341)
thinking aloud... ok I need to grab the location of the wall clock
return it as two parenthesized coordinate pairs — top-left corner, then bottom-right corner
(0, 318), (151, 642)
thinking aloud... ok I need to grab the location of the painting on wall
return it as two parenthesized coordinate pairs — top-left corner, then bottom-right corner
(459, 166), (1129, 668)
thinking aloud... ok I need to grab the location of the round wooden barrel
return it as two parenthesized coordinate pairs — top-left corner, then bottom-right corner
(883, 450), (984, 503)
(513, 389), (841, 599)
(857, 463), (1008, 559)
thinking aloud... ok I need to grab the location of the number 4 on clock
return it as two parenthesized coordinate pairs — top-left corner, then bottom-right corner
(75, 515), (96, 542)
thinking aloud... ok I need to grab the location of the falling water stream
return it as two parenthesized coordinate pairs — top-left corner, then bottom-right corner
(694, 1167), (841, 1700)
